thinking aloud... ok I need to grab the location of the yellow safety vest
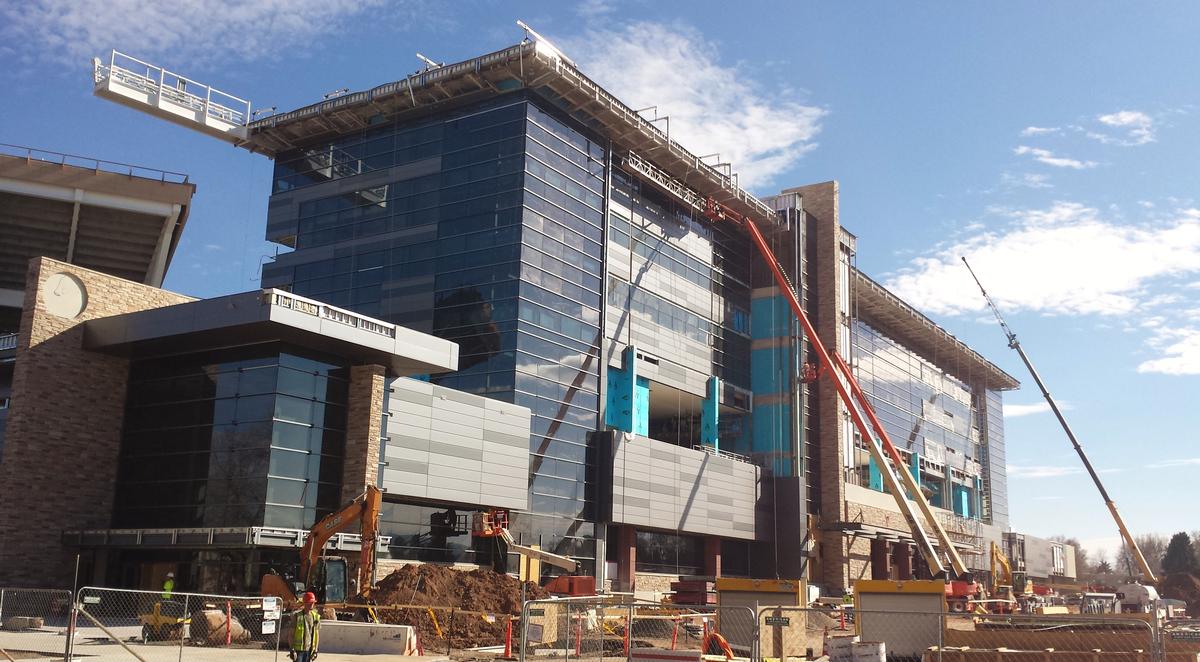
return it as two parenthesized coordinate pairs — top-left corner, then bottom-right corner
(161, 579), (175, 600)
(293, 609), (320, 652)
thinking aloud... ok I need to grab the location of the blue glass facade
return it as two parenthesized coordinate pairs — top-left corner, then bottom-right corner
(262, 95), (604, 569)
(850, 319), (1006, 525)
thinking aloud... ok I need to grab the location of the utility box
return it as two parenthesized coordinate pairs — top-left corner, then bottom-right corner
(716, 577), (806, 658)
(854, 580), (944, 659)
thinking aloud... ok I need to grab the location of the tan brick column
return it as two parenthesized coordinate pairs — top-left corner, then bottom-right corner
(0, 258), (193, 587)
(341, 364), (386, 503)
(792, 182), (851, 592)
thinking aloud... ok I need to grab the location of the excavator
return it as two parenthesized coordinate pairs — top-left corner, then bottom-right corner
(987, 541), (1030, 613)
(261, 485), (383, 608)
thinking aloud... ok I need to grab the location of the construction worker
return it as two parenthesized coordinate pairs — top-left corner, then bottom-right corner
(161, 572), (175, 600)
(291, 592), (320, 662)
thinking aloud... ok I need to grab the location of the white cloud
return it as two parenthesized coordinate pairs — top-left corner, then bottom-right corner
(1002, 172), (1053, 189)
(1003, 402), (1054, 418)
(1138, 327), (1200, 375)
(1095, 110), (1156, 146)
(566, 22), (826, 188)
(1144, 457), (1200, 469)
(885, 203), (1200, 374)
(886, 203), (1200, 317)
(1020, 126), (1060, 136)
(576, 0), (619, 19)
(1009, 465), (1083, 479)
(0, 0), (412, 67)
(1014, 145), (1097, 170)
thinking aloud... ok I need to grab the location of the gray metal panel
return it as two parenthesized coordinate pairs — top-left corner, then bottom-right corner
(382, 377), (531, 510)
(606, 432), (759, 540)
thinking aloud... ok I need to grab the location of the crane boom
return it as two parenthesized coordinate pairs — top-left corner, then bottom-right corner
(961, 257), (1156, 583)
(704, 197), (968, 579)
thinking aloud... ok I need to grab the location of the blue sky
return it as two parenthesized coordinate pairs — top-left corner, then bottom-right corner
(3, 1), (1197, 563)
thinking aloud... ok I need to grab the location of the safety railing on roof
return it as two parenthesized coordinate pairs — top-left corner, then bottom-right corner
(94, 50), (251, 127)
(0, 142), (190, 184)
(692, 443), (752, 465)
(0, 333), (17, 351)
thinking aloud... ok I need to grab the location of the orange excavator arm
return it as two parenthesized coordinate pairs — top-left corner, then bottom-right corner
(299, 484), (384, 598)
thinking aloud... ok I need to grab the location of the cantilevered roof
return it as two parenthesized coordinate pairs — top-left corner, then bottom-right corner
(0, 145), (195, 294)
(243, 40), (778, 226)
(85, 289), (458, 376)
(853, 269), (1019, 391)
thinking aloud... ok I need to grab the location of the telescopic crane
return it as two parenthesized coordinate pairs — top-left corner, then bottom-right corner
(704, 197), (969, 580)
(961, 257), (1157, 583)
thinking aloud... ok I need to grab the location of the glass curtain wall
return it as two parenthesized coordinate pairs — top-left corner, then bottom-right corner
(851, 320), (989, 518)
(262, 94), (606, 574)
(115, 344), (348, 529)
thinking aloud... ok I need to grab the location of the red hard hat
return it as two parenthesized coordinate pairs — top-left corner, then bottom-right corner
(302, 592), (317, 604)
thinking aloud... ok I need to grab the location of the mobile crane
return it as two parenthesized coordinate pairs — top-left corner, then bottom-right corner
(702, 197), (969, 580)
(962, 258), (1157, 584)
(261, 485), (384, 607)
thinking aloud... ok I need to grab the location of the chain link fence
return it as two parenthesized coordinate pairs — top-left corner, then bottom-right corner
(519, 598), (756, 662)
(74, 586), (282, 661)
(753, 606), (1164, 662)
(0, 587), (73, 659)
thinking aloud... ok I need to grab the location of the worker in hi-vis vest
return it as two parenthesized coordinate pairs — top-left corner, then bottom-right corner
(291, 592), (320, 662)
(161, 572), (175, 600)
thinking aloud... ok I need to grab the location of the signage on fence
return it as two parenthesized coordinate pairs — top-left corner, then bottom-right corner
(262, 619), (277, 635)
(83, 596), (100, 604)
(528, 609), (545, 617)
(262, 596), (281, 621)
(1171, 631), (1200, 641)
(764, 616), (790, 626)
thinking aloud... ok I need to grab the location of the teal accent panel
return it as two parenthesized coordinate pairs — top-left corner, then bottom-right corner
(974, 476), (984, 521)
(606, 346), (638, 433)
(751, 294), (792, 339)
(634, 376), (649, 436)
(751, 348), (787, 394)
(868, 456), (883, 492)
(953, 484), (970, 518)
(410, 374), (430, 382)
(701, 376), (720, 449)
(909, 453), (920, 484)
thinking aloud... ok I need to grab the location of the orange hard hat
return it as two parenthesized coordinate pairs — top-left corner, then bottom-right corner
(302, 592), (317, 604)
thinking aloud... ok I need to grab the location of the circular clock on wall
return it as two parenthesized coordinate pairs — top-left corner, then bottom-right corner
(42, 272), (88, 319)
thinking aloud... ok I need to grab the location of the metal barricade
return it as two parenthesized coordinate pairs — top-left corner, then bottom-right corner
(939, 611), (1159, 661)
(74, 586), (282, 661)
(520, 597), (756, 662)
(0, 587), (73, 660)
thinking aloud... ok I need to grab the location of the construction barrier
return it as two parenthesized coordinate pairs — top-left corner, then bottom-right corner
(0, 587), (73, 660)
(74, 586), (283, 661)
(519, 597), (757, 662)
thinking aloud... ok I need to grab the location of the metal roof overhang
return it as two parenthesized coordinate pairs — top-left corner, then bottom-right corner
(854, 269), (1019, 391)
(245, 41), (779, 228)
(62, 527), (391, 551)
(824, 521), (981, 554)
(84, 289), (458, 376)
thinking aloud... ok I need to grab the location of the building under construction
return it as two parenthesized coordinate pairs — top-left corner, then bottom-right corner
(0, 37), (1020, 595)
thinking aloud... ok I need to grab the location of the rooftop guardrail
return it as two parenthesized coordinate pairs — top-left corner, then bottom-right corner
(0, 142), (190, 184)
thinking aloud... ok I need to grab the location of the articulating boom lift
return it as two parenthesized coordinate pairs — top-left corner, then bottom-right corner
(962, 257), (1157, 583)
(702, 197), (969, 580)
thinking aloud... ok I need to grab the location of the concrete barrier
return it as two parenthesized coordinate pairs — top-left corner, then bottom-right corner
(318, 621), (415, 655)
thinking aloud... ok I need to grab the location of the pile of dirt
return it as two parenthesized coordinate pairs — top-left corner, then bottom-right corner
(372, 564), (549, 649)
(1160, 572), (1200, 612)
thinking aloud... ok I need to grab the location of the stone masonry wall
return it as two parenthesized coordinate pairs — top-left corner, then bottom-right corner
(0, 258), (193, 587)
(342, 364), (385, 503)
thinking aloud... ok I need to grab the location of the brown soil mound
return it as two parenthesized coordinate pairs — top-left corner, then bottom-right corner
(1160, 572), (1200, 612)
(372, 564), (549, 649)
